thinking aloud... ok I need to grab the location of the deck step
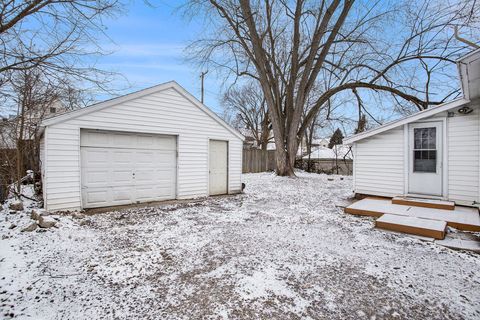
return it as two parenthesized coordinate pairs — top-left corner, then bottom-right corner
(345, 198), (480, 232)
(375, 214), (447, 240)
(392, 197), (455, 210)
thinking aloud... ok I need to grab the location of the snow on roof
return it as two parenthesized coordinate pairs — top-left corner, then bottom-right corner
(303, 145), (352, 160)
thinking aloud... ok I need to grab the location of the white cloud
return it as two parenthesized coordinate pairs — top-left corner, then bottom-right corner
(106, 43), (185, 58)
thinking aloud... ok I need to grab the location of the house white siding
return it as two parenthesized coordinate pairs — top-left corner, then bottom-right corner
(352, 103), (480, 205)
(43, 86), (243, 211)
(353, 127), (405, 197)
(447, 103), (479, 204)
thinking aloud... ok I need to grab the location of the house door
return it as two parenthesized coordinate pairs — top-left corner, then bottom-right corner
(209, 140), (228, 195)
(408, 122), (443, 196)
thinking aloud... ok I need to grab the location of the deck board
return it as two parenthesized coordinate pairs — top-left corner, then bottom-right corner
(392, 197), (455, 210)
(345, 198), (480, 231)
(376, 214), (447, 239)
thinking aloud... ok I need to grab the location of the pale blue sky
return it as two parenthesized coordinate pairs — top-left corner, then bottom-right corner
(97, 0), (224, 113)
(96, 0), (462, 136)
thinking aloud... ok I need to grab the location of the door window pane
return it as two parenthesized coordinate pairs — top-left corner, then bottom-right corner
(413, 127), (437, 173)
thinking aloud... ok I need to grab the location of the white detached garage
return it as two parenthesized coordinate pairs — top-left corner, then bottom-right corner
(39, 81), (244, 211)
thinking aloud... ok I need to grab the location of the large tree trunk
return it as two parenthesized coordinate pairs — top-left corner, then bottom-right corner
(275, 149), (295, 176)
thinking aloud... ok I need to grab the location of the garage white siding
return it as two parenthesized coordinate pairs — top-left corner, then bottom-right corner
(42, 84), (243, 211)
(354, 127), (405, 197)
(447, 103), (480, 204)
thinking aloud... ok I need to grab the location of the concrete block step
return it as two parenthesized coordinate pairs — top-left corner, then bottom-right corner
(392, 197), (455, 210)
(375, 213), (447, 240)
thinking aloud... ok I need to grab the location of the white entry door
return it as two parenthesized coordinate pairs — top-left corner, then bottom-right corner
(80, 130), (176, 208)
(408, 122), (443, 196)
(209, 140), (228, 195)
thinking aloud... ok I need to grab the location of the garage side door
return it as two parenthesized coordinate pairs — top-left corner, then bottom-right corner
(80, 130), (176, 208)
(209, 140), (228, 195)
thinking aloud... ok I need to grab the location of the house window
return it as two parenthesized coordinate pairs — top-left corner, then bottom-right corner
(50, 107), (56, 114)
(413, 127), (436, 173)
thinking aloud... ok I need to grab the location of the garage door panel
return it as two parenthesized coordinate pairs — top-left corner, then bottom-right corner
(111, 186), (133, 202)
(84, 189), (109, 206)
(135, 170), (155, 182)
(84, 170), (109, 185)
(81, 130), (177, 208)
(134, 186), (159, 201)
(112, 133), (136, 148)
(112, 170), (133, 184)
(136, 151), (156, 166)
(84, 149), (109, 165)
(112, 150), (135, 164)
(137, 135), (158, 149)
(81, 130), (109, 147)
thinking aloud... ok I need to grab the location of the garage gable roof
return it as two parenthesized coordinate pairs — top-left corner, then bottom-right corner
(343, 97), (469, 144)
(41, 81), (244, 141)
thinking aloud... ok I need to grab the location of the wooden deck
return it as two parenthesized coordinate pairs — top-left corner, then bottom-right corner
(345, 198), (480, 231)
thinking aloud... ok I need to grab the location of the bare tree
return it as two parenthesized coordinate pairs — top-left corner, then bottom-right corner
(0, 0), (122, 91)
(0, 0), (125, 199)
(2, 68), (86, 195)
(222, 82), (271, 150)
(185, 0), (479, 176)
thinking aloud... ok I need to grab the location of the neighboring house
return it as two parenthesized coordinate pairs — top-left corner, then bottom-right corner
(300, 145), (353, 175)
(303, 145), (352, 160)
(1, 100), (66, 147)
(311, 138), (330, 148)
(344, 49), (480, 206)
(0, 117), (16, 149)
(39, 81), (244, 211)
(266, 137), (331, 156)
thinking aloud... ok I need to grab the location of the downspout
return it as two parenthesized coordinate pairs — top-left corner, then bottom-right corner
(454, 26), (480, 49)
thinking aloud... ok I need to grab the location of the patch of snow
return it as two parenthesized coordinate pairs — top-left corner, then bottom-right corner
(0, 173), (479, 319)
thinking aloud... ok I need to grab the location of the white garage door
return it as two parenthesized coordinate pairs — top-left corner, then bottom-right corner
(80, 130), (176, 208)
(209, 140), (228, 195)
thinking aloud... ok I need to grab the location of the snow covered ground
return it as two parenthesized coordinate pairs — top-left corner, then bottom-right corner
(1, 172), (480, 319)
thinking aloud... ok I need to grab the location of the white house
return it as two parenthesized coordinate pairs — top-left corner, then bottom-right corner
(39, 81), (244, 211)
(344, 49), (480, 207)
(302, 145), (353, 160)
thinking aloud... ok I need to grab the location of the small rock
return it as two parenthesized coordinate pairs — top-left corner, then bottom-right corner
(78, 219), (92, 226)
(31, 210), (40, 221)
(327, 178), (334, 181)
(38, 216), (56, 228)
(39, 211), (50, 217)
(9, 201), (23, 211)
(21, 223), (37, 232)
(72, 213), (85, 219)
(8, 224), (16, 230)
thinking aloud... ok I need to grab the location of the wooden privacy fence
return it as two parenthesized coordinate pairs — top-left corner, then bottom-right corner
(242, 149), (277, 173)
